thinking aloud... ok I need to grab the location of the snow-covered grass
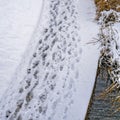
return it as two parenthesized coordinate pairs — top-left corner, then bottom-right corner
(0, 0), (100, 119)
(95, 8), (120, 112)
(0, 0), (43, 99)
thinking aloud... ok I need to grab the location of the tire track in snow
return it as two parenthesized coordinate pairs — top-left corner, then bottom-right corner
(0, 0), (82, 120)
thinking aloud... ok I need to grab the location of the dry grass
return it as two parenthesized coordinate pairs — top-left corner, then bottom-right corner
(97, 82), (118, 99)
(95, 0), (120, 11)
(94, 0), (120, 19)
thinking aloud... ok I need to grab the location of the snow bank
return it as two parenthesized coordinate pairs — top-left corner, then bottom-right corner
(0, 0), (99, 120)
(0, 0), (43, 99)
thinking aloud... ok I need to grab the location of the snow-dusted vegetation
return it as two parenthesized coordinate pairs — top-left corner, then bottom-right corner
(94, 0), (120, 112)
(98, 11), (120, 85)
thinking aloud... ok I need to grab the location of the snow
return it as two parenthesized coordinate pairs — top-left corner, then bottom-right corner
(110, 18), (120, 84)
(0, 0), (100, 120)
(0, 0), (43, 99)
(114, 22), (120, 57)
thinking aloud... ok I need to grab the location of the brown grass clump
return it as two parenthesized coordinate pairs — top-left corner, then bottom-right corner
(95, 0), (110, 12)
(95, 0), (120, 11)
(95, 0), (120, 19)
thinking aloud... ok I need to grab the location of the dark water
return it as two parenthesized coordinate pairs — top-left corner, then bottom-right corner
(86, 69), (120, 120)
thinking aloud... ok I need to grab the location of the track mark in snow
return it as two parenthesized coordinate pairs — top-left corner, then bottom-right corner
(0, 0), (82, 120)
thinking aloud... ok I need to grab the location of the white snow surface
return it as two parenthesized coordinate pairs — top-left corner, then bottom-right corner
(0, 0), (43, 99)
(0, 0), (99, 120)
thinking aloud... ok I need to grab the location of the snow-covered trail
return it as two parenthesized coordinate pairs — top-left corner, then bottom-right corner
(0, 0), (99, 120)
(0, 0), (43, 99)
